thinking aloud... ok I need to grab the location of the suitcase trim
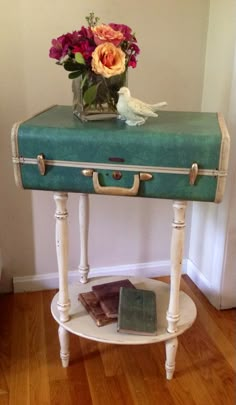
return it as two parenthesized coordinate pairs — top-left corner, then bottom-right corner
(216, 113), (230, 203)
(11, 121), (23, 189)
(13, 156), (227, 178)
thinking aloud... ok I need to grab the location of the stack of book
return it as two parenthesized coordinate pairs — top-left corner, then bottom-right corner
(78, 279), (135, 327)
(78, 279), (157, 335)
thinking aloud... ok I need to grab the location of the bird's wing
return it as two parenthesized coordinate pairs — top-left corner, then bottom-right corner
(128, 98), (158, 117)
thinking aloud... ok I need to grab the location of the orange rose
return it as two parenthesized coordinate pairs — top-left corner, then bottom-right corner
(91, 43), (126, 78)
(92, 24), (124, 46)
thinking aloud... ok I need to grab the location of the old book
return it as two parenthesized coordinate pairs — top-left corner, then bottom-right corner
(78, 291), (115, 327)
(117, 287), (157, 335)
(92, 279), (136, 319)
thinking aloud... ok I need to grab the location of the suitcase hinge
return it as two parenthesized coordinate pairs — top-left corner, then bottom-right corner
(82, 169), (94, 177)
(140, 173), (153, 181)
(189, 163), (198, 185)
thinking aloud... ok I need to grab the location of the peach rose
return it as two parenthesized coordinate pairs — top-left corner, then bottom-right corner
(92, 24), (124, 46)
(91, 43), (126, 78)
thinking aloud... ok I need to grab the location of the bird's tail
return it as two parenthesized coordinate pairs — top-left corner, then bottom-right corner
(150, 101), (167, 112)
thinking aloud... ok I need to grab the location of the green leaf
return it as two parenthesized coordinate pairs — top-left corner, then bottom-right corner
(64, 60), (85, 72)
(83, 83), (100, 105)
(75, 52), (85, 65)
(80, 73), (88, 90)
(68, 71), (82, 79)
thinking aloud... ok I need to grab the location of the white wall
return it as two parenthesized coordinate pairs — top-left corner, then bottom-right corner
(0, 1), (209, 291)
(188, 0), (236, 308)
(220, 42), (236, 308)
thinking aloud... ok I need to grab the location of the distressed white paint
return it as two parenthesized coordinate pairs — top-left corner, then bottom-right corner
(165, 337), (178, 380)
(78, 194), (90, 283)
(58, 325), (70, 367)
(167, 201), (187, 333)
(54, 193), (70, 322)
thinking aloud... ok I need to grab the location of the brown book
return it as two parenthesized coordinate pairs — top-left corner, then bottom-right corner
(92, 279), (136, 318)
(78, 291), (115, 327)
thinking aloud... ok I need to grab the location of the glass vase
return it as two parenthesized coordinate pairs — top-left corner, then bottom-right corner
(72, 71), (127, 122)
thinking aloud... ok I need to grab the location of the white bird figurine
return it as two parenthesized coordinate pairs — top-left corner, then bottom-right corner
(116, 87), (167, 126)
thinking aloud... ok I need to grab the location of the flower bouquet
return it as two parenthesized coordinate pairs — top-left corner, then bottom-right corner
(49, 12), (140, 121)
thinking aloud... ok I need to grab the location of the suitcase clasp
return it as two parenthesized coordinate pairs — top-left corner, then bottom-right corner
(37, 153), (46, 176)
(189, 163), (198, 185)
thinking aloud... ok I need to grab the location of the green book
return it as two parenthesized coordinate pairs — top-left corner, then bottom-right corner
(117, 287), (157, 335)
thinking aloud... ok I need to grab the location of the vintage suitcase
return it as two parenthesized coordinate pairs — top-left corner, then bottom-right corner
(11, 105), (230, 202)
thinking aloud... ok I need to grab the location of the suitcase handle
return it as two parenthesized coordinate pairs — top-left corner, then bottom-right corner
(93, 172), (140, 196)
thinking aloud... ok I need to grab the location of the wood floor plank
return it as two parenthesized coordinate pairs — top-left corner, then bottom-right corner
(131, 343), (176, 404)
(118, 344), (159, 405)
(98, 342), (123, 377)
(49, 380), (72, 405)
(0, 392), (9, 405)
(1, 275), (235, 405)
(42, 290), (68, 382)
(79, 337), (121, 405)
(66, 333), (93, 404)
(180, 321), (235, 405)
(182, 275), (236, 343)
(0, 294), (14, 398)
(8, 293), (30, 405)
(105, 374), (135, 405)
(149, 342), (199, 405)
(179, 276), (236, 371)
(27, 291), (50, 405)
(43, 290), (93, 404)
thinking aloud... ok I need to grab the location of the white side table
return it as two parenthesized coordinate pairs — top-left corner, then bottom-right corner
(51, 193), (197, 380)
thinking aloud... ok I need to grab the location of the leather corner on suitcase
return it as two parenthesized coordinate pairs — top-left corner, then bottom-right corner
(11, 121), (24, 189)
(215, 113), (231, 203)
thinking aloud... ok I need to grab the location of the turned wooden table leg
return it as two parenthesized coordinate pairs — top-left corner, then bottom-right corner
(165, 337), (178, 380)
(54, 192), (70, 367)
(58, 325), (70, 367)
(165, 200), (187, 379)
(167, 200), (187, 333)
(78, 193), (90, 284)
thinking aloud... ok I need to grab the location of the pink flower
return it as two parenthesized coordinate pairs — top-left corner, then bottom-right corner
(128, 55), (137, 68)
(72, 41), (95, 62)
(92, 24), (124, 46)
(49, 31), (81, 61)
(109, 23), (133, 42)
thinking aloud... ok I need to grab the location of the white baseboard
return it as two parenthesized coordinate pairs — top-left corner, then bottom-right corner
(11, 258), (218, 309)
(13, 259), (188, 293)
(186, 258), (212, 299)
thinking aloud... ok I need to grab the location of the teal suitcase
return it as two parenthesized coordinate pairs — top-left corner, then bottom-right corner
(11, 105), (230, 202)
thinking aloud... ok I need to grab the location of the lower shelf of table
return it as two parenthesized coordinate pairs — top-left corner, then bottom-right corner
(51, 276), (197, 345)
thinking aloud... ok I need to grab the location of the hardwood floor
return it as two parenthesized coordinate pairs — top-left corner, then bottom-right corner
(0, 275), (235, 405)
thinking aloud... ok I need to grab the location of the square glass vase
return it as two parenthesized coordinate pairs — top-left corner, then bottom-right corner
(72, 71), (127, 122)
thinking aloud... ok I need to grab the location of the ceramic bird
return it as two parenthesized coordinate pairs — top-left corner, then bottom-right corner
(116, 87), (167, 126)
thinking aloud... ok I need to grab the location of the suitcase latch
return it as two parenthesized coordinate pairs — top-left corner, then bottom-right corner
(37, 153), (46, 176)
(189, 163), (198, 185)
